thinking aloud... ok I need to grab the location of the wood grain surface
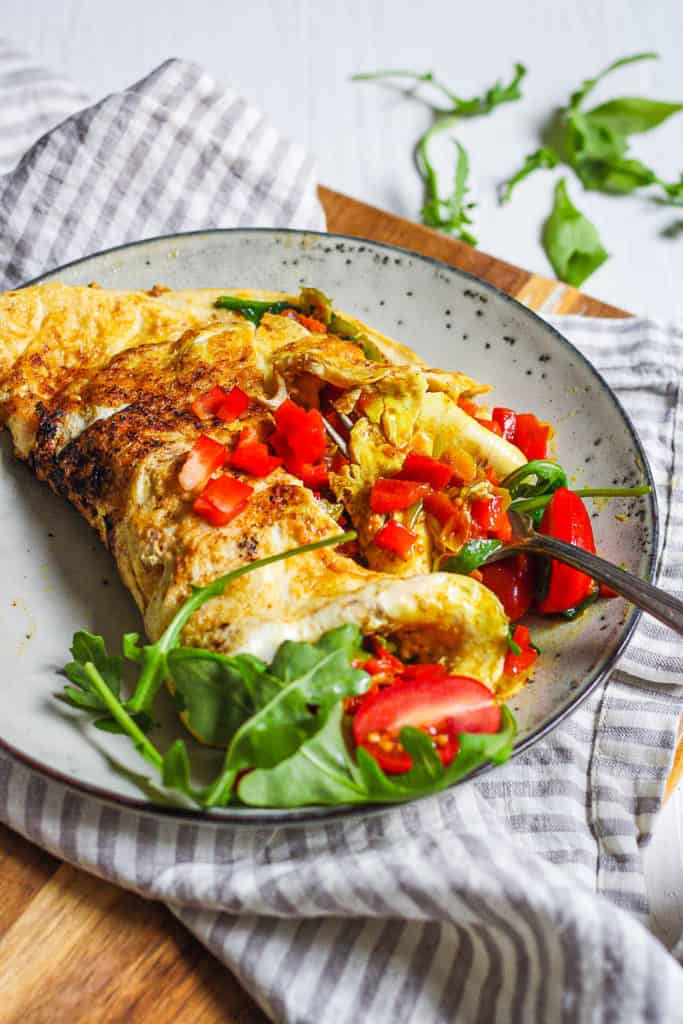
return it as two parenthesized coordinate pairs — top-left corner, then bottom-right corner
(0, 189), (676, 1023)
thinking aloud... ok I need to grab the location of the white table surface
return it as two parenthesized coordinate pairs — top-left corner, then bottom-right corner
(5, 0), (683, 949)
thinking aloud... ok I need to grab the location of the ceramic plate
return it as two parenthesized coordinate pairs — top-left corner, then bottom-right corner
(0, 229), (656, 821)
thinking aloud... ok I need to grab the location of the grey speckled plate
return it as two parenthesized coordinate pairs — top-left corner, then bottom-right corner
(0, 229), (656, 822)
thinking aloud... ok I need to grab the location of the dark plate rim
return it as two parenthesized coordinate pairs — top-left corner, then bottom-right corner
(2, 226), (658, 826)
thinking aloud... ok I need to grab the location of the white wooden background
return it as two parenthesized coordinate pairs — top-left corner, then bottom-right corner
(4, 0), (683, 949)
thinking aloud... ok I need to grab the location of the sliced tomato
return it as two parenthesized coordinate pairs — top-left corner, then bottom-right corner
(281, 309), (327, 333)
(370, 478), (430, 514)
(353, 675), (501, 774)
(228, 428), (282, 477)
(193, 475), (253, 527)
(504, 625), (539, 676)
(374, 520), (417, 559)
(537, 487), (596, 614)
(216, 386), (250, 424)
(479, 553), (535, 621)
(470, 495), (512, 541)
(397, 452), (453, 489)
(192, 385), (228, 421)
(178, 433), (227, 492)
(424, 491), (459, 528)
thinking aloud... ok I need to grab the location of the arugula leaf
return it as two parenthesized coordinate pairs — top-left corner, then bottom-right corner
(542, 178), (609, 287)
(419, 126), (477, 244)
(167, 649), (277, 747)
(584, 97), (683, 136)
(442, 539), (504, 575)
(238, 705), (517, 808)
(500, 148), (558, 203)
(353, 63), (526, 240)
(567, 52), (658, 112)
(65, 631), (122, 697)
(202, 625), (370, 806)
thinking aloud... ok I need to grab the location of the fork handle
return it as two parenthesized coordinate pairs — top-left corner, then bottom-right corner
(526, 534), (683, 637)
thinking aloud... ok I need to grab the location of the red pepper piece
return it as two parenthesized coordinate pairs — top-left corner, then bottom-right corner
(178, 433), (227, 492)
(504, 625), (539, 676)
(374, 520), (417, 559)
(424, 491), (459, 527)
(370, 478), (430, 514)
(192, 385), (228, 421)
(477, 417), (503, 436)
(281, 309), (327, 333)
(514, 413), (550, 461)
(271, 399), (327, 483)
(216, 386), (250, 424)
(193, 475), (253, 526)
(228, 428), (282, 477)
(536, 487), (596, 614)
(470, 495), (512, 541)
(297, 462), (329, 489)
(397, 452), (453, 489)
(491, 407), (517, 442)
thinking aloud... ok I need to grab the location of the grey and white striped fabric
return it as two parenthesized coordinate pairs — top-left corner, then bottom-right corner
(1, 43), (683, 1023)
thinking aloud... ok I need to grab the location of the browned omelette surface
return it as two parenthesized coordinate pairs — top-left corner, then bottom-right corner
(0, 282), (519, 688)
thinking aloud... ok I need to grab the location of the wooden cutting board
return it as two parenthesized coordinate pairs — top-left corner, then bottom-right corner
(0, 187), (676, 1024)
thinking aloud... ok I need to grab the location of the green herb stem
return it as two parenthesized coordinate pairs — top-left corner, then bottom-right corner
(511, 484), (650, 516)
(84, 662), (163, 770)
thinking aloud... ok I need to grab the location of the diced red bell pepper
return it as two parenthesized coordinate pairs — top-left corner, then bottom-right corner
(491, 407), (550, 460)
(424, 491), (459, 528)
(370, 478), (430, 514)
(504, 625), (539, 676)
(491, 407), (517, 442)
(216, 386), (250, 424)
(515, 413), (550, 461)
(480, 554), (535, 621)
(537, 487), (596, 614)
(374, 520), (417, 559)
(297, 462), (329, 490)
(470, 495), (512, 541)
(281, 309), (327, 333)
(193, 475), (253, 527)
(178, 433), (227, 492)
(396, 452), (453, 490)
(228, 428), (282, 477)
(191, 385), (228, 421)
(458, 397), (480, 417)
(271, 399), (327, 480)
(477, 417), (503, 436)
(331, 451), (349, 473)
(363, 644), (405, 677)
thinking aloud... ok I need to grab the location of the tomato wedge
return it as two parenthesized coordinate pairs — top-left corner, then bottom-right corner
(178, 434), (226, 492)
(353, 676), (501, 774)
(479, 554), (535, 621)
(370, 478), (430, 514)
(396, 452), (453, 490)
(373, 520), (417, 558)
(537, 487), (596, 614)
(193, 475), (253, 527)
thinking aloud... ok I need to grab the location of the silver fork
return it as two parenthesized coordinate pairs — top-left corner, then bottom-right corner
(485, 510), (683, 636)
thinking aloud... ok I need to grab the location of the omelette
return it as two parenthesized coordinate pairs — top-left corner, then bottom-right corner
(0, 282), (531, 721)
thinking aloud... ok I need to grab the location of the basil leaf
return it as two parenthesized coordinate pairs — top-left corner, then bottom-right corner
(167, 649), (276, 747)
(500, 147), (558, 203)
(585, 97), (683, 136)
(543, 178), (609, 287)
(442, 539), (503, 575)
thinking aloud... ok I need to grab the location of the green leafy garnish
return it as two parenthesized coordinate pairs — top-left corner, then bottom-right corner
(506, 627), (522, 655)
(239, 704), (517, 807)
(542, 178), (609, 287)
(328, 311), (384, 361)
(500, 147), (558, 203)
(353, 63), (526, 241)
(441, 539), (503, 574)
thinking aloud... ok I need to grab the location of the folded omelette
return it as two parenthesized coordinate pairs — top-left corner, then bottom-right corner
(0, 282), (529, 698)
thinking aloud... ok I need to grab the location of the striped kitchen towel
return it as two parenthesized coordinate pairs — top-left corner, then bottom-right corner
(1, 41), (683, 1024)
